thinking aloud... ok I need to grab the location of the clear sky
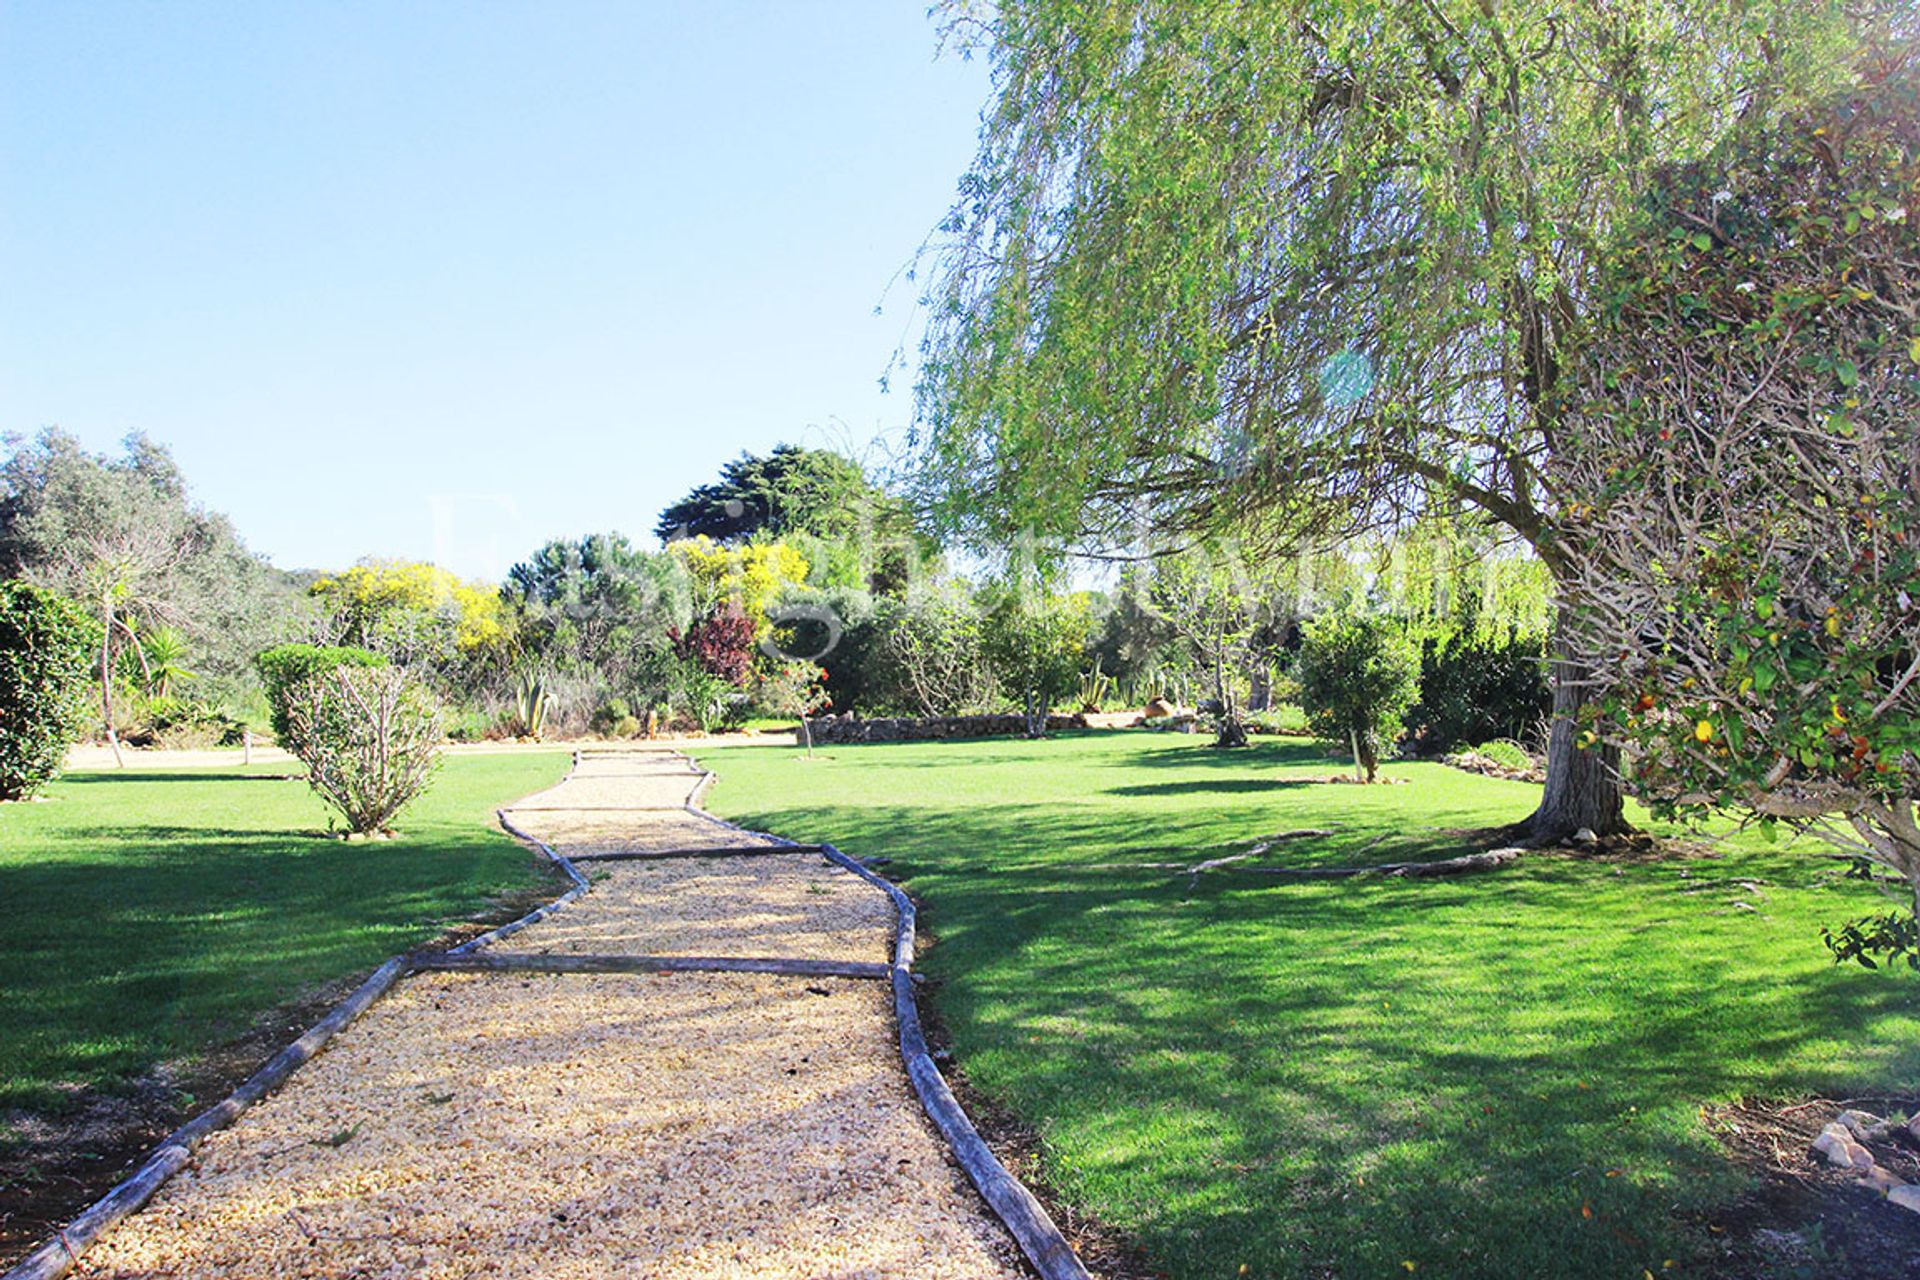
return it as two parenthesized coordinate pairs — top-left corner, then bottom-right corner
(0, 1), (991, 580)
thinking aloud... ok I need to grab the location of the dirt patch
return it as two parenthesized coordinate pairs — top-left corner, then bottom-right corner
(1696, 1096), (1920, 1278)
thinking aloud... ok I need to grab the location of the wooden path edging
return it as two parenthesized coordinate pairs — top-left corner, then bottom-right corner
(568, 842), (825, 862)
(1, 956), (409, 1280)
(410, 951), (894, 981)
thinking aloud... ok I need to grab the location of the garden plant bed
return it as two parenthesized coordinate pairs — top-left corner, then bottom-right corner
(1703, 1096), (1920, 1276)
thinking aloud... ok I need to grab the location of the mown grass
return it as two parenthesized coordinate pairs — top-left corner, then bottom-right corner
(0, 751), (569, 1112)
(700, 731), (1920, 1279)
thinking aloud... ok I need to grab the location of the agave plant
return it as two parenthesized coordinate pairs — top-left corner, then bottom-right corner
(513, 669), (548, 740)
(1077, 656), (1112, 713)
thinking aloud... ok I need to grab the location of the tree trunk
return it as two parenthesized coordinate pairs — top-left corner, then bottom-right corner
(1526, 621), (1628, 842)
(100, 604), (124, 768)
(1024, 691), (1046, 738)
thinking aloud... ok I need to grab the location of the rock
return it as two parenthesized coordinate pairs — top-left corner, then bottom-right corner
(1571, 827), (1599, 847)
(1839, 1109), (1884, 1137)
(1839, 1109), (1894, 1142)
(1909, 1114), (1920, 1141)
(1811, 1125), (1850, 1165)
(1889, 1185), (1920, 1215)
(1811, 1125), (1874, 1169)
(1143, 697), (1177, 719)
(1862, 1165), (1907, 1196)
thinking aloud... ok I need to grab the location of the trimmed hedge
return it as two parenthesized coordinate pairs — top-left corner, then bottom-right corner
(254, 643), (387, 747)
(0, 580), (102, 800)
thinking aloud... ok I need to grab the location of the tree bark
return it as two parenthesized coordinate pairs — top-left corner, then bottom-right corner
(1526, 620), (1628, 842)
(100, 602), (124, 768)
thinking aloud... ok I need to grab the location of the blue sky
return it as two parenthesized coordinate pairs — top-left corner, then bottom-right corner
(0, 1), (991, 579)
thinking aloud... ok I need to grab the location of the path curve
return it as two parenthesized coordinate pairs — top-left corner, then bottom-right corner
(12, 747), (1082, 1280)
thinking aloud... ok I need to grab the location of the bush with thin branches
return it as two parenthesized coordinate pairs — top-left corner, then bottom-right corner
(283, 666), (444, 835)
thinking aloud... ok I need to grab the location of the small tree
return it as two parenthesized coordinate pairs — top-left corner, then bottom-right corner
(1555, 66), (1920, 938)
(1296, 612), (1421, 782)
(0, 581), (101, 800)
(1145, 548), (1292, 748)
(981, 586), (1090, 738)
(283, 666), (444, 835)
(758, 661), (832, 756)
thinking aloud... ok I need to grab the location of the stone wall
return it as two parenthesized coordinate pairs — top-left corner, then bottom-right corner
(802, 712), (1090, 744)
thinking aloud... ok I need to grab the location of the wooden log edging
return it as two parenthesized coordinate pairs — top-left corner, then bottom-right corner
(2, 753), (600, 1280)
(842, 842), (1089, 1280)
(568, 842), (823, 863)
(447, 761), (594, 958)
(410, 951), (894, 981)
(1, 956), (409, 1280)
(668, 751), (1092, 1280)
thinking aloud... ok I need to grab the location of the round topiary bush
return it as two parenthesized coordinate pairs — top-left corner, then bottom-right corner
(0, 580), (103, 800)
(254, 643), (387, 748)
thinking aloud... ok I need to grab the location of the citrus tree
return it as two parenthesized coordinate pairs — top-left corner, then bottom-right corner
(1554, 61), (1920, 947)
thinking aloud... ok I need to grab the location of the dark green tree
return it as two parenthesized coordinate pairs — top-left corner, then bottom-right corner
(654, 445), (930, 592)
(0, 581), (101, 799)
(503, 532), (693, 719)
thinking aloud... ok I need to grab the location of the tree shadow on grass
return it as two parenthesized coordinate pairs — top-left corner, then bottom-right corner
(1104, 778), (1320, 797)
(51, 771), (303, 785)
(0, 823), (554, 1108)
(718, 787), (1920, 1278)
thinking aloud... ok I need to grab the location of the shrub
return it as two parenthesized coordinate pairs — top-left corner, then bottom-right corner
(675, 604), (757, 687)
(1405, 627), (1548, 753)
(282, 666), (444, 834)
(255, 643), (387, 746)
(881, 585), (995, 717)
(981, 587), (1092, 738)
(665, 654), (743, 733)
(1473, 739), (1535, 772)
(127, 695), (248, 750)
(769, 587), (901, 715)
(0, 580), (101, 800)
(1296, 612), (1420, 782)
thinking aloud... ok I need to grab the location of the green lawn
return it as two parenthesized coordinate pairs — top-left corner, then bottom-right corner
(0, 751), (569, 1113)
(700, 732), (1920, 1280)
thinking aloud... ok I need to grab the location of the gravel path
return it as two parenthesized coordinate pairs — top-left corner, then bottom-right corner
(73, 749), (1027, 1279)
